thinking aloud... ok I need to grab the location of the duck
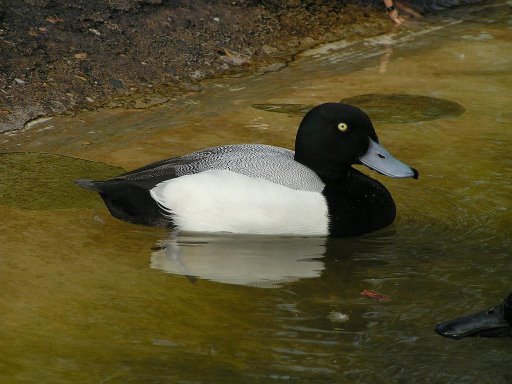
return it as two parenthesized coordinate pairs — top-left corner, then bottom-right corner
(435, 293), (512, 339)
(75, 102), (418, 237)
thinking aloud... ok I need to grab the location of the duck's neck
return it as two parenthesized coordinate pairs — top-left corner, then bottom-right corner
(294, 155), (351, 183)
(318, 166), (356, 185)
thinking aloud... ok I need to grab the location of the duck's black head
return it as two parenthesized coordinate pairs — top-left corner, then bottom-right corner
(435, 293), (512, 339)
(294, 102), (418, 181)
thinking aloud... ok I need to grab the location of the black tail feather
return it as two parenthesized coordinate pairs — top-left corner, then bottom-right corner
(74, 178), (172, 227)
(74, 179), (104, 192)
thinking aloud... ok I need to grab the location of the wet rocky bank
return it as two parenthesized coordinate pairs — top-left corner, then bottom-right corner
(0, 0), (480, 132)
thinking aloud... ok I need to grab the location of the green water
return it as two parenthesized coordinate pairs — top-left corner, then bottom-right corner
(0, 153), (124, 210)
(1, 1), (511, 383)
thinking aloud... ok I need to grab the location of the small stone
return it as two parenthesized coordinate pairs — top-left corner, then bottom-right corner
(105, 20), (121, 32)
(181, 83), (204, 92)
(89, 12), (105, 23)
(107, 101), (122, 108)
(165, 66), (177, 75)
(213, 17), (220, 22)
(261, 45), (277, 54)
(74, 52), (88, 60)
(287, 38), (299, 47)
(85, 97), (95, 103)
(93, 215), (105, 224)
(133, 95), (169, 109)
(259, 62), (286, 73)
(110, 78), (124, 89)
(89, 28), (101, 36)
(189, 70), (206, 81)
(301, 37), (316, 46)
(218, 48), (251, 66)
(14, 78), (25, 84)
(45, 16), (64, 24)
(24, 117), (53, 130)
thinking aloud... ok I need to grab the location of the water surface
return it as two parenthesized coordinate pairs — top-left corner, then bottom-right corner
(1, 2), (511, 383)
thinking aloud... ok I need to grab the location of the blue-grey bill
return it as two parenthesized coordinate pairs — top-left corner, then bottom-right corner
(359, 139), (418, 179)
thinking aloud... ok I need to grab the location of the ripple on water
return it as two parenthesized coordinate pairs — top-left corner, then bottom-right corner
(251, 94), (465, 124)
(0, 152), (124, 210)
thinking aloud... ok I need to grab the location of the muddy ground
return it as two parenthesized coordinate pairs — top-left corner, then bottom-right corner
(0, 0), (479, 132)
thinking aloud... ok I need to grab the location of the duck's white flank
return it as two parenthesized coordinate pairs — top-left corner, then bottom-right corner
(149, 170), (329, 236)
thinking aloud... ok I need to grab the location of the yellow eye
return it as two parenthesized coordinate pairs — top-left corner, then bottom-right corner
(338, 122), (348, 132)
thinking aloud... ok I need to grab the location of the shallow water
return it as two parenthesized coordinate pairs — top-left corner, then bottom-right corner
(1, 1), (511, 383)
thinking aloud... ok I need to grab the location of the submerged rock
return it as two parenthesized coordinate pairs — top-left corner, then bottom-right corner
(340, 94), (465, 124)
(252, 94), (465, 124)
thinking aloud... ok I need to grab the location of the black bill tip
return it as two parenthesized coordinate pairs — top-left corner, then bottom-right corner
(411, 167), (419, 180)
(434, 322), (464, 340)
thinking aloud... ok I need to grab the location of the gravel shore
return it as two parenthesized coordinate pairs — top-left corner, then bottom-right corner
(0, 0), (479, 132)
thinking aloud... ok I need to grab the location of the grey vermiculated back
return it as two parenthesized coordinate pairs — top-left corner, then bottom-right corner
(117, 144), (325, 192)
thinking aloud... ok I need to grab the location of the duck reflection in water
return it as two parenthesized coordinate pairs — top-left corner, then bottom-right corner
(151, 234), (327, 288)
(150, 232), (392, 288)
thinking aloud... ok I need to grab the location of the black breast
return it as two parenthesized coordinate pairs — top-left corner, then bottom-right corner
(322, 169), (396, 237)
